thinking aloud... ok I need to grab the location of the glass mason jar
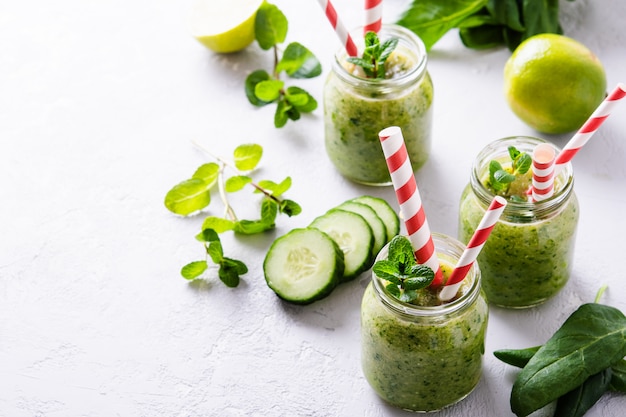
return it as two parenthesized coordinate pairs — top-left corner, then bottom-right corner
(323, 24), (434, 186)
(458, 136), (579, 308)
(361, 233), (488, 412)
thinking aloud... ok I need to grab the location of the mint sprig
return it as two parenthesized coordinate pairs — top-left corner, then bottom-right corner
(346, 31), (399, 79)
(165, 142), (302, 287)
(487, 145), (532, 200)
(245, 2), (321, 128)
(372, 235), (434, 303)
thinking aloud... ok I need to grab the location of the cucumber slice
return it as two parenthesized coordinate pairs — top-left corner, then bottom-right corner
(310, 209), (374, 281)
(336, 201), (387, 257)
(264, 228), (344, 304)
(351, 195), (400, 242)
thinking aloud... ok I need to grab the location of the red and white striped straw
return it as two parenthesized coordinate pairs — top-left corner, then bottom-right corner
(364, 0), (383, 34)
(379, 126), (444, 287)
(531, 143), (557, 202)
(439, 196), (507, 301)
(316, 0), (359, 57)
(555, 83), (626, 168)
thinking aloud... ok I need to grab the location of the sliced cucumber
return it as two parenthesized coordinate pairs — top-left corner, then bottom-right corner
(264, 228), (345, 305)
(310, 209), (374, 282)
(336, 201), (387, 257)
(351, 195), (400, 242)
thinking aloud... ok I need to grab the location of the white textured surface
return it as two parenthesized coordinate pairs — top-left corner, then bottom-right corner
(1, 0), (625, 416)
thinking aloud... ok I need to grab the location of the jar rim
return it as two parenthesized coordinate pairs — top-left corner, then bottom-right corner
(371, 233), (481, 318)
(331, 24), (428, 92)
(470, 136), (575, 220)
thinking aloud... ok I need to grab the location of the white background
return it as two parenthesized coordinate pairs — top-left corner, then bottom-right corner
(1, 0), (625, 416)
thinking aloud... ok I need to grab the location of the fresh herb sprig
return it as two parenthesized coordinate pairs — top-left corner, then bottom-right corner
(245, 2), (321, 128)
(397, 0), (575, 52)
(164, 142), (302, 287)
(494, 287), (626, 417)
(346, 31), (399, 79)
(487, 145), (531, 200)
(372, 235), (435, 303)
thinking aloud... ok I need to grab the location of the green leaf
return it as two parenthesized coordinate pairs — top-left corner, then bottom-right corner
(286, 86), (317, 112)
(385, 282), (401, 297)
(396, 0), (488, 51)
(403, 265), (435, 289)
(164, 178), (211, 216)
(274, 99), (291, 128)
(279, 199), (302, 217)
(207, 240), (223, 263)
(554, 368), (612, 417)
(255, 2), (288, 50)
(494, 169), (515, 184)
(181, 261), (207, 280)
(258, 176), (291, 196)
(511, 303), (626, 417)
(191, 162), (219, 185)
(373, 259), (401, 281)
(201, 217), (235, 234)
(219, 257), (248, 287)
(609, 359), (626, 392)
(514, 153), (532, 175)
(487, 0), (524, 31)
(459, 24), (505, 49)
(225, 175), (252, 192)
(276, 42), (322, 79)
(245, 69), (272, 106)
(494, 345), (541, 368)
(261, 198), (278, 224)
(398, 289), (418, 303)
(234, 219), (274, 234)
(255, 79), (284, 102)
(388, 235), (416, 266)
(518, 0), (560, 47)
(233, 143), (263, 171)
(196, 227), (220, 243)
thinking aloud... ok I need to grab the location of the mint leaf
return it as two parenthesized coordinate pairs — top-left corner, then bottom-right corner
(261, 198), (278, 224)
(285, 86), (317, 112)
(255, 2), (287, 50)
(280, 199), (301, 217)
(207, 240), (223, 263)
(196, 227), (219, 242)
(494, 169), (515, 184)
(192, 162), (219, 185)
(258, 176), (291, 196)
(234, 143), (263, 171)
(164, 178), (212, 215)
(181, 261), (207, 280)
(225, 175), (252, 192)
(255, 79), (284, 102)
(276, 42), (322, 79)
(234, 219), (274, 234)
(245, 70), (272, 106)
(201, 217), (235, 234)
(347, 31), (398, 79)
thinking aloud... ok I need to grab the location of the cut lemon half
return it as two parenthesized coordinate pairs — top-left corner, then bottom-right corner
(190, 0), (264, 53)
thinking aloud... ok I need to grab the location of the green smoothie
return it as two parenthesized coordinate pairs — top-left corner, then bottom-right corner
(458, 137), (579, 308)
(323, 25), (433, 185)
(361, 235), (488, 411)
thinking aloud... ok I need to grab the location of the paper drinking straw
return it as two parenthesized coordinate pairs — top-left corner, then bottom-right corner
(555, 82), (626, 168)
(364, 0), (383, 34)
(531, 143), (557, 202)
(379, 126), (444, 287)
(439, 196), (507, 301)
(316, 0), (359, 57)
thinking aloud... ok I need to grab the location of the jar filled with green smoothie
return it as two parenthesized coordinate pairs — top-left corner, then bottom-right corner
(361, 233), (488, 412)
(323, 25), (433, 185)
(458, 136), (579, 308)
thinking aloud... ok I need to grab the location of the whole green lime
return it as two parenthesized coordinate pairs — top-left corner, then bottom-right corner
(504, 34), (607, 134)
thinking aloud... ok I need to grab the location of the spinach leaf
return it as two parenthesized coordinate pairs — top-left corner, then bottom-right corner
(396, 0), (487, 51)
(609, 359), (626, 393)
(511, 303), (626, 417)
(554, 368), (613, 417)
(493, 345), (541, 368)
